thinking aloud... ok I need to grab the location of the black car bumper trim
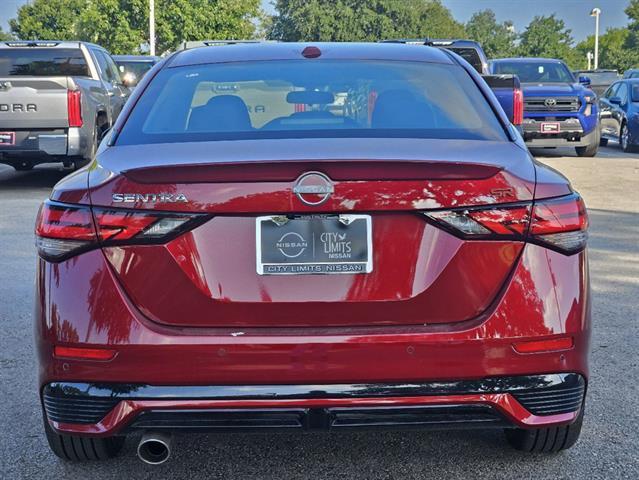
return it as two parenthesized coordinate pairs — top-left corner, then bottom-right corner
(42, 373), (585, 428)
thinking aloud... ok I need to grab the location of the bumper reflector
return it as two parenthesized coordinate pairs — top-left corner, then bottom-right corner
(513, 337), (574, 354)
(53, 346), (117, 361)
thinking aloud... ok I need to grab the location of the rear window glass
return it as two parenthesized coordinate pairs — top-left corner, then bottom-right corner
(582, 72), (619, 84)
(0, 48), (89, 77)
(446, 48), (483, 73)
(115, 60), (156, 80)
(117, 59), (507, 145)
(492, 61), (574, 83)
(632, 84), (639, 102)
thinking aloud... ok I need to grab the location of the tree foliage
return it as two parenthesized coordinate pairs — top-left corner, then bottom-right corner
(9, 0), (85, 41)
(575, 28), (633, 72)
(268, 0), (465, 42)
(9, 0), (262, 54)
(623, 0), (639, 68)
(465, 10), (516, 58)
(0, 27), (13, 41)
(518, 14), (577, 67)
(5, 0), (639, 73)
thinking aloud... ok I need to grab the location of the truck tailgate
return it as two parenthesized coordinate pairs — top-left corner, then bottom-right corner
(0, 77), (69, 129)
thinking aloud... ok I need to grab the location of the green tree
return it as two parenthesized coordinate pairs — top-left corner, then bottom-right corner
(9, 0), (85, 40)
(268, 0), (465, 42)
(518, 14), (577, 67)
(9, 0), (262, 54)
(465, 9), (516, 58)
(79, 0), (147, 54)
(0, 27), (13, 41)
(575, 28), (633, 72)
(154, 0), (261, 53)
(623, 0), (639, 69)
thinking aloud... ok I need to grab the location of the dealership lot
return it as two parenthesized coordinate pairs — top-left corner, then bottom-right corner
(1, 145), (637, 479)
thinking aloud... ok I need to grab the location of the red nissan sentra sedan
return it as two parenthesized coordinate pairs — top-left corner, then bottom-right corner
(34, 42), (590, 463)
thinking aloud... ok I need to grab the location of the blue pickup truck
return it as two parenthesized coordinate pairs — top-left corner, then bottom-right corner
(490, 58), (599, 156)
(383, 39), (522, 126)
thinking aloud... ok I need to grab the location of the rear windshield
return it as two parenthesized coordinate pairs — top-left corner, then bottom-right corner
(492, 61), (574, 83)
(581, 72), (619, 84)
(447, 48), (483, 73)
(0, 48), (89, 77)
(115, 60), (155, 80)
(116, 59), (507, 145)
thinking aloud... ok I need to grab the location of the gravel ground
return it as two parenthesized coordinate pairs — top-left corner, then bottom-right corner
(0, 144), (637, 479)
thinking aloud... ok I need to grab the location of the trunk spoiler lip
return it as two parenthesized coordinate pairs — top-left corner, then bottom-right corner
(120, 159), (504, 184)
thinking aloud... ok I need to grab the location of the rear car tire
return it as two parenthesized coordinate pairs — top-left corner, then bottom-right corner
(599, 136), (608, 147)
(43, 412), (124, 461)
(575, 131), (599, 157)
(620, 123), (638, 153)
(504, 409), (584, 453)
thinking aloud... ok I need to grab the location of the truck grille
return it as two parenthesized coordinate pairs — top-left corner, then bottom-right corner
(524, 96), (581, 112)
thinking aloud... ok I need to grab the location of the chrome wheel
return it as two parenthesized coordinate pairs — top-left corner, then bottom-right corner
(621, 124), (629, 151)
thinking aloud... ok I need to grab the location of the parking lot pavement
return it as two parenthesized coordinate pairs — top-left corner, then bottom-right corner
(1, 146), (638, 479)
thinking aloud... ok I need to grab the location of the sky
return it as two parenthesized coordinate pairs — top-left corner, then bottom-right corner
(0, 0), (632, 43)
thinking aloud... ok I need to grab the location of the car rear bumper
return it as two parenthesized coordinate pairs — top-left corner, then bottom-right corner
(0, 127), (83, 164)
(43, 374), (586, 436)
(523, 122), (597, 147)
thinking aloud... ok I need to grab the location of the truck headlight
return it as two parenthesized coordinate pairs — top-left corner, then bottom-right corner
(583, 95), (595, 116)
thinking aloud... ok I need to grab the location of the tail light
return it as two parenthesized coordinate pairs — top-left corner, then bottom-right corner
(425, 204), (531, 239)
(35, 201), (208, 262)
(513, 87), (524, 125)
(423, 194), (588, 255)
(67, 89), (83, 128)
(529, 194), (588, 254)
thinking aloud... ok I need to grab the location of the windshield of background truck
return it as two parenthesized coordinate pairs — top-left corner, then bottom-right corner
(492, 61), (575, 83)
(0, 48), (89, 77)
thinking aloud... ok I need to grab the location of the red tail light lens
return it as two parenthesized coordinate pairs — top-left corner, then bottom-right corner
(423, 194), (588, 255)
(425, 205), (531, 239)
(67, 89), (83, 128)
(35, 203), (96, 261)
(35, 201), (208, 262)
(513, 88), (524, 125)
(529, 194), (588, 254)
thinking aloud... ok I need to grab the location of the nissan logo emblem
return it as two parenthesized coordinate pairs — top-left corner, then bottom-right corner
(544, 98), (557, 107)
(293, 172), (334, 206)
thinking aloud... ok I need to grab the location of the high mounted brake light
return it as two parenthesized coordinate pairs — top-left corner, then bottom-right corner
(35, 201), (209, 262)
(5, 41), (60, 47)
(423, 194), (588, 255)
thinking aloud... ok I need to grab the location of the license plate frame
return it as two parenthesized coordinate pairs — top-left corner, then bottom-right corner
(256, 214), (373, 275)
(540, 122), (561, 134)
(0, 132), (15, 146)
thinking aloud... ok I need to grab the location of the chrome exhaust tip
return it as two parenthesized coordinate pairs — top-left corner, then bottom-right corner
(137, 431), (172, 465)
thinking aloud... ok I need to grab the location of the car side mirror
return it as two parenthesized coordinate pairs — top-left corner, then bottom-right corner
(578, 76), (591, 86)
(608, 96), (622, 105)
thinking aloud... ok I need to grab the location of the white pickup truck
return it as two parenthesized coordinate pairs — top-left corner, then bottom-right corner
(0, 41), (131, 170)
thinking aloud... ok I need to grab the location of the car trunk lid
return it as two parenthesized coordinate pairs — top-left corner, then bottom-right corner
(88, 138), (535, 328)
